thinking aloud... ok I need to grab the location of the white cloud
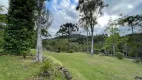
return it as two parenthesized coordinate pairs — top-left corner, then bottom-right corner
(98, 15), (110, 27)
(128, 4), (133, 9)
(48, 0), (79, 36)
(74, 0), (78, 3)
(1, 0), (142, 36)
(0, 0), (9, 13)
(0, 0), (9, 7)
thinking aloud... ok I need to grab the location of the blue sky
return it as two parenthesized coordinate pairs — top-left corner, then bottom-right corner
(0, 0), (142, 36)
(45, 0), (142, 36)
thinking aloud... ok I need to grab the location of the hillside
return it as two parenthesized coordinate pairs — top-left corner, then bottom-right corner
(43, 51), (142, 80)
(0, 50), (142, 80)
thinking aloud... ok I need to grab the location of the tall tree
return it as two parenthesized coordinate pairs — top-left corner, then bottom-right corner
(56, 23), (78, 51)
(79, 20), (90, 53)
(118, 14), (142, 57)
(84, 26), (89, 53)
(118, 14), (142, 34)
(35, 0), (52, 62)
(76, 0), (108, 56)
(4, 0), (36, 55)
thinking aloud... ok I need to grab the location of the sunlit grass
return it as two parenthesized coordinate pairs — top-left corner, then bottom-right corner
(0, 50), (141, 80)
(44, 51), (142, 80)
(0, 55), (42, 80)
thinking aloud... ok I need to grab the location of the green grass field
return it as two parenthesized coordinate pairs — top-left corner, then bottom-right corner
(0, 55), (43, 80)
(0, 50), (142, 80)
(43, 51), (142, 80)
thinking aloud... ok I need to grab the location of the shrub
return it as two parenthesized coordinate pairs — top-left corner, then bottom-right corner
(40, 56), (64, 80)
(20, 51), (28, 59)
(68, 50), (73, 53)
(115, 52), (124, 59)
(40, 60), (54, 78)
(134, 58), (142, 64)
(56, 47), (61, 53)
(135, 59), (141, 63)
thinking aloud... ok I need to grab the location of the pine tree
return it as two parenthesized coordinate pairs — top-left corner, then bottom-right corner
(4, 0), (36, 55)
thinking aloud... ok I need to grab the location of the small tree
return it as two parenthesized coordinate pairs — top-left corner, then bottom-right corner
(56, 23), (78, 51)
(35, 0), (52, 62)
(105, 19), (120, 56)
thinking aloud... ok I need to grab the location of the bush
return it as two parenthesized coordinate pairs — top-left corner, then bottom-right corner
(68, 50), (73, 53)
(134, 58), (142, 64)
(20, 51), (28, 59)
(115, 52), (124, 59)
(40, 60), (54, 77)
(56, 47), (61, 53)
(40, 56), (64, 80)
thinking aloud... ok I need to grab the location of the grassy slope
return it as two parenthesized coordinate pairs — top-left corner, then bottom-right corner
(0, 50), (141, 80)
(0, 50), (65, 80)
(0, 55), (42, 80)
(44, 51), (142, 80)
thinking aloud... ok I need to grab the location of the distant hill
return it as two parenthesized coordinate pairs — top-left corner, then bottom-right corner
(54, 34), (86, 39)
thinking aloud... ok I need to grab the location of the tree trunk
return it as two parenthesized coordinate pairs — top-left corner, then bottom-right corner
(112, 44), (115, 56)
(112, 27), (115, 56)
(86, 30), (89, 53)
(131, 26), (134, 35)
(135, 53), (138, 59)
(36, 26), (43, 62)
(68, 34), (70, 51)
(91, 30), (94, 56)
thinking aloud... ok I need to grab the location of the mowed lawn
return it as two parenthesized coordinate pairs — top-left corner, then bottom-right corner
(44, 51), (142, 80)
(0, 50), (142, 80)
(0, 55), (42, 80)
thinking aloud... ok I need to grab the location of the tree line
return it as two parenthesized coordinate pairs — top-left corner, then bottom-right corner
(0, 0), (142, 62)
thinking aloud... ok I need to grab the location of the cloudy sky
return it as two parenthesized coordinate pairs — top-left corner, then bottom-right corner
(0, 0), (142, 36)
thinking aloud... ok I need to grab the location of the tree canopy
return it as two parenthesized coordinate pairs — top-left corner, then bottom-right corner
(3, 0), (36, 55)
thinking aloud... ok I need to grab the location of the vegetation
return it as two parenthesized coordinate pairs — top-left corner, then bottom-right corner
(35, 0), (52, 62)
(115, 52), (124, 59)
(44, 51), (142, 80)
(0, 0), (142, 80)
(0, 55), (41, 80)
(56, 23), (78, 51)
(76, 0), (108, 56)
(3, 0), (36, 55)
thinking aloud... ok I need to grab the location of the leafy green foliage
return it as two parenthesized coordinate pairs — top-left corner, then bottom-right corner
(0, 14), (7, 49)
(115, 52), (124, 59)
(20, 51), (29, 59)
(118, 14), (142, 34)
(56, 23), (78, 51)
(40, 56), (65, 80)
(134, 58), (142, 64)
(76, 0), (108, 55)
(3, 0), (36, 55)
(103, 34), (121, 55)
(56, 23), (78, 36)
(125, 33), (142, 57)
(68, 50), (73, 53)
